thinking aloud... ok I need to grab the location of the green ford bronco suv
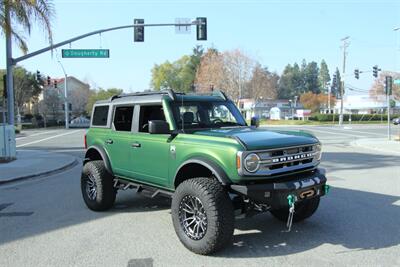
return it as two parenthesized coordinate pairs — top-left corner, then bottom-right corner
(81, 89), (328, 255)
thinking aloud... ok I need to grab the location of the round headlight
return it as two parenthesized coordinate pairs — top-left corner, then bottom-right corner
(244, 153), (260, 173)
(314, 144), (322, 161)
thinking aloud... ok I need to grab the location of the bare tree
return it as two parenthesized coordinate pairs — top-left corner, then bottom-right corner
(195, 49), (226, 92)
(248, 63), (278, 101)
(69, 86), (90, 117)
(38, 88), (62, 122)
(370, 71), (400, 101)
(222, 49), (255, 104)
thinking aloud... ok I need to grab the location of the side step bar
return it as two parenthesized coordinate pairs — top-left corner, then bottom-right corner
(113, 178), (174, 199)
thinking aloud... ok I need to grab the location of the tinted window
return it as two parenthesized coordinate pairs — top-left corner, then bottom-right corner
(113, 106), (134, 132)
(92, 106), (109, 126)
(139, 105), (166, 132)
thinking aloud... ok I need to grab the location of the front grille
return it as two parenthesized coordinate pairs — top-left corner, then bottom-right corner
(242, 144), (320, 176)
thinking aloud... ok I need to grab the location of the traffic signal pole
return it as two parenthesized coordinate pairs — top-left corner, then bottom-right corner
(339, 36), (350, 126)
(3, 19), (205, 160)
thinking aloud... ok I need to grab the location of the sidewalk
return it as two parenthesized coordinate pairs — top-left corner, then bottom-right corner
(0, 150), (78, 184)
(351, 138), (400, 155)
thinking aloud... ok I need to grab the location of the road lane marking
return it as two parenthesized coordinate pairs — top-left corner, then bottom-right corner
(318, 127), (387, 137)
(16, 130), (82, 147)
(16, 130), (60, 140)
(304, 127), (369, 138)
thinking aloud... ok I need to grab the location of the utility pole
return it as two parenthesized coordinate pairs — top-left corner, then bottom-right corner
(57, 54), (69, 129)
(339, 36), (350, 126)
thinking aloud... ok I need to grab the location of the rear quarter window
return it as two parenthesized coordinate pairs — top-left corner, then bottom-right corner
(92, 105), (110, 126)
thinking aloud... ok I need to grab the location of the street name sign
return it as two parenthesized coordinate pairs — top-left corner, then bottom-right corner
(62, 49), (110, 58)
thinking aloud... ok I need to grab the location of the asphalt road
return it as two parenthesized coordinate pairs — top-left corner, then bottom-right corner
(0, 125), (399, 266)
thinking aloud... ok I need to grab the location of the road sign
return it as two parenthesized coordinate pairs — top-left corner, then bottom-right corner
(62, 49), (109, 58)
(394, 79), (400, 85)
(175, 18), (191, 34)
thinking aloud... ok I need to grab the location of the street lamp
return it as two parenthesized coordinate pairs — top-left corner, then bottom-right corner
(56, 52), (69, 129)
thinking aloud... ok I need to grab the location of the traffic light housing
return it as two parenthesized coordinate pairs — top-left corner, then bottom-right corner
(2, 74), (7, 99)
(385, 76), (393, 95)
(196, 17), (207, 41)
(373, 65), (378, 78)
(47, 76), (51, 86)
(36, 70), (41, 81)
(54, 80), (58, 89)
(354, 69), (359, 79)
(332, 74), (337, 87)
(134, 19), (144, 42)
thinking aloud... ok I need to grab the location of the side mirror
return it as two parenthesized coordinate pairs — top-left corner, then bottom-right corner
(251, 116), (260, 128)
(149, 120), (170, 134)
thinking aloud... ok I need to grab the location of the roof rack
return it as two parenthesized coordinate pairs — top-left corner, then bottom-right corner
(109, 89), (183, 101)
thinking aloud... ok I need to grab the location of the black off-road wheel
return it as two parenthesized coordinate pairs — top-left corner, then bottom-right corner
(81, 160), (116, 211)
(171, 178), (234, 255)
(270, 196), (320, 223)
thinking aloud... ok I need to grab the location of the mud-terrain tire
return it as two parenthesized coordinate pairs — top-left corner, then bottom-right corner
(81, 160), (116, 211)
(270, 196), (320, 223)
(171, 178), (234, 255)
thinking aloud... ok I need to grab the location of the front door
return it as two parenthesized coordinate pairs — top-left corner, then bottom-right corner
(129, 104), (170, 187)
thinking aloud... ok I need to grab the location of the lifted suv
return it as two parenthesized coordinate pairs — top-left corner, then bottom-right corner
(82, 89), (328, 255)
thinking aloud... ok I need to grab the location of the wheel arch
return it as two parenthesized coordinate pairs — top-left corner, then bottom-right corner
(173, 157), (230, 188)
(84, 145), (114, 175)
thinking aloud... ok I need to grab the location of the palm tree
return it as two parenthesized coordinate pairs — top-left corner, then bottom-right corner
(1, 0), (55, 54)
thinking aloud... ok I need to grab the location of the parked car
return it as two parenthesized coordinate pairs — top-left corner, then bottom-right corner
(393, 117), (400, 125)
(70, 116), (90, 128)
(81, 89), (329, 255)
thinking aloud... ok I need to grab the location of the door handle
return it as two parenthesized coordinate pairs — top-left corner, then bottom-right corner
(131, 142), (141, 148)
(105, 139), (113, 145)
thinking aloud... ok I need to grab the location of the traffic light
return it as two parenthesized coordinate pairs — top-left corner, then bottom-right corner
(47, 76), (51, 86)
(2, 74), (7, 99)
(196, 17), (207, 41)
(54, 80), (58, 89)
(332, 74), (337, 87)
(36, 70), (41, 81)
(134, 19), (144, 42)
(373, 65), (379, 78)
(354, 69), (359, 79)
(385, 76), (393, 95)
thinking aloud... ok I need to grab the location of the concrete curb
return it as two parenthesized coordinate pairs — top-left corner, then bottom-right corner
(0, 151), (80, 185)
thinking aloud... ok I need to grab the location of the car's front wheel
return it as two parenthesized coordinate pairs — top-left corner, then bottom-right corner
(171, 178), (234, 255)
(81, 160), (116, 211)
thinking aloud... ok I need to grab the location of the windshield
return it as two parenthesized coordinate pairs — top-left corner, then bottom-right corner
(171, 101), (247, 130)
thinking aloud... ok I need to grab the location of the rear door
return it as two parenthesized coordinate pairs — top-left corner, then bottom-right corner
(106, 105), (135, 178)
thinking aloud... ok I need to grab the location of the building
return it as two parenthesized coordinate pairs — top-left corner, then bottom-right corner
(329, 94), (399, 115)
(31, 76), (90, 122)
(238, 98), (301, 120)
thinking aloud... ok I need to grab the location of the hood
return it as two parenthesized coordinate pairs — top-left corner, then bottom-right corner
(193, 127), (319, 150)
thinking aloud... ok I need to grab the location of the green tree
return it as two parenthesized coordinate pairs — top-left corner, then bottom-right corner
(303, 61), (320, 94)
(318, 60), (330, 93)
(151, 46), (204, 93)
(1, 0), (55, 53)
(278, 63), (302, 99)
(0, 67), (42, 115)
(331, 68), (342, 98)
(86, 88), (123, 115)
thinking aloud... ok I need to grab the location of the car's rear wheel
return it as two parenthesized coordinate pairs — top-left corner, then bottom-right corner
(81, 160), (116, 211)
(270, 196), (320, 223)
(171, 177), (234, 255)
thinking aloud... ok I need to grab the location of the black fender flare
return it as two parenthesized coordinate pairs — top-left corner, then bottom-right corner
(84, 145), (114, 175)
(174, 157), (231, 187)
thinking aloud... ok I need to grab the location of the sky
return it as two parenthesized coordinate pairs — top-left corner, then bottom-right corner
(1, 0), (400, 95)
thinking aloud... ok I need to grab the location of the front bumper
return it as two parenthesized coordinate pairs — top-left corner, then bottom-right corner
(230, 168), (327, 209)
